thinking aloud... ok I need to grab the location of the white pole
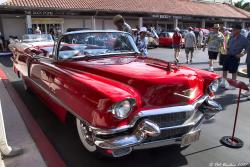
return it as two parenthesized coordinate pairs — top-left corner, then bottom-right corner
(201, 19), (206, 29)
(224, 21), (228, 28)
(139, 17), (143, 28)
(26, 15), (32, 34)
(174, 18), (178, 29)
(91, 16), (96, 30)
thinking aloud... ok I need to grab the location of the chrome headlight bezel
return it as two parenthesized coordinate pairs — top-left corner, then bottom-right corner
(109, 98), (136, 120)
(208, 78), (222, 93)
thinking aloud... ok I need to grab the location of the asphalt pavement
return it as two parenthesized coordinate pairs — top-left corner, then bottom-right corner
(0, 48), (250, 167)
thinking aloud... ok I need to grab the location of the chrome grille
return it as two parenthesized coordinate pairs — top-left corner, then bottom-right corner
(143, 111), (194, 143)
(144, 126), (192, 143)
(145, 111), (194, 128)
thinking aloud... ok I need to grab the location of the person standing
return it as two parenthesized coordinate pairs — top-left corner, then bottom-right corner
(113, 15), (132, 34)
(221, 24), (249, 89)
(34, 27), (41, 34)
(172, 27), (182, 63)
(135, 27), (148, 56)
(242, 33), (250, 99)
(0, 100), (23, 158)
(203, 24), (224, 72)
(219, 30), (231, 66)
(132, 28), (139, 41)
(197, 29), (204, 49)
(184, 27), (196, 64)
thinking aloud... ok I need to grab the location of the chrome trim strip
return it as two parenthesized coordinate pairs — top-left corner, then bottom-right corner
(160, 121), (197, 131)
(27, 78), (88, 124)
(133, 137), (182, 150)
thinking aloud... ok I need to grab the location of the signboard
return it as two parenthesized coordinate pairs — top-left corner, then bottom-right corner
(152, 14), (172, 19)
(32, 11), (54, 16)
(222, 18), (236, 22)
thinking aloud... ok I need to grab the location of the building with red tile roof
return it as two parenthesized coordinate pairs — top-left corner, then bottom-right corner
(0, 0), (249, 39)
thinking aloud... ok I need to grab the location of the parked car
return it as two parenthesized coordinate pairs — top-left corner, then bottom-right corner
(159, 32), (174, 47)
(159, 32), (185, 48)
(10, 30), (222, 158)
(8, 34), (54, 52)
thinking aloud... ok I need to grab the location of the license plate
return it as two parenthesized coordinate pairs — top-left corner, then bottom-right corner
(181, 129), (201, 147)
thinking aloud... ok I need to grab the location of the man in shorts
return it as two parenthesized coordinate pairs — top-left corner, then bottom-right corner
(221, 24), (249, 89)
(172, 27), (182, 62)
(242, 32), (250, 99)
(184, 27), (196, 64)
(203, 24), (224, 72)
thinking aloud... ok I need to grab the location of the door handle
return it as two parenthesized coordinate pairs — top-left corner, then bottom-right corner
(50, 87), (56, 94)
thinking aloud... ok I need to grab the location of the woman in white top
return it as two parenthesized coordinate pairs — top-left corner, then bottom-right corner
(135, 27), (148, 56)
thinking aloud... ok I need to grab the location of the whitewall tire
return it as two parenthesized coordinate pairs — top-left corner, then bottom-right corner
(76, 118), (97, 152)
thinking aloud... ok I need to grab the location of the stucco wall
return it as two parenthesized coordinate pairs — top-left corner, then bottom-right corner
(63, 19), (84, 32)
(2, 18), (25, 40)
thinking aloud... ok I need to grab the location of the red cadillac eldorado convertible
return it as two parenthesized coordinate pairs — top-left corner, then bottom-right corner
(10, 30), (222, 157)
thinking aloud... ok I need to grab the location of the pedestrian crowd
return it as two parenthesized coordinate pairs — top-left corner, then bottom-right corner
(113, 15), (250, 99)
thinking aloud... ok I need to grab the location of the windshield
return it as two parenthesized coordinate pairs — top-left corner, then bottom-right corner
(22, 34), (54, 42)
(58, 32), (139, 60)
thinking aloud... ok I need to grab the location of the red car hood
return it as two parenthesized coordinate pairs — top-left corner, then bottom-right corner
(61, 56), (204, 109)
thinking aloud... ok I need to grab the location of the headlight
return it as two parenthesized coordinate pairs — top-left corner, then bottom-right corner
(208, 79), (221, 92)
(109, 99), (136, 119)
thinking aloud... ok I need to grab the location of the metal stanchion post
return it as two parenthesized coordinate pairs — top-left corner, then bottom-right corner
(220, 79), (249, 148)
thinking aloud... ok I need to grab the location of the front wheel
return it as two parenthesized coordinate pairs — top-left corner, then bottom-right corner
(76, 118), (97, 152)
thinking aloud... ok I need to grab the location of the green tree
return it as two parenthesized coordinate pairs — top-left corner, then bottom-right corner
(234, 0), (250, 12)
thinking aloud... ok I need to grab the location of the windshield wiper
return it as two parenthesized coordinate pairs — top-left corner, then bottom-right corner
(65, 54), (94, 61)
(99, 51), (138, 56)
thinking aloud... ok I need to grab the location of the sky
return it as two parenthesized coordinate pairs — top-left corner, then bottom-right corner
(233, 0), (250, 2)
(0, 0), (7, 4)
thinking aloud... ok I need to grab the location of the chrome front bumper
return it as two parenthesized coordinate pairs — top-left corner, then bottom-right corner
(94, 119), (161, 150)
(92, 97), (222, 157)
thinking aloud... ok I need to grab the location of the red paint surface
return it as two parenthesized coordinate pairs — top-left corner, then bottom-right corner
(11, 45), (220, 129)
(0, 68), (66, 167)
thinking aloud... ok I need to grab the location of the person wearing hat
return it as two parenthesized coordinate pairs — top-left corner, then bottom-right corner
(172, 27), (182, 62)
(242, 33), (250, 99)
(113, 15), (132, 34)
(184, 27), (196, 64)
(221, 24), (250, 89)
(34, 26), (41, 34)
(135, 27), (148, 56)
(203, 24), (224, 72)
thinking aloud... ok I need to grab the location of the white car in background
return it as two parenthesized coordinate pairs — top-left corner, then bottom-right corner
(8, 34), (54, 52)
